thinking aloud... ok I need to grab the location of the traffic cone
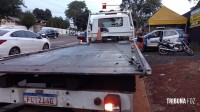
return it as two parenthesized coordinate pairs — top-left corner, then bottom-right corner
(97, 27), (102, 41)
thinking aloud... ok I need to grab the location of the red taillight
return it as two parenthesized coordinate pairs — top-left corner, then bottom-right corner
(0, 40), (7, 45)
(184, 35), (189, 38)
(79, 39), (83, 43)
(104, 94), (121, 112)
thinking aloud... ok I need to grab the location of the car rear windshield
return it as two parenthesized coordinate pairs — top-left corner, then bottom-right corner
(176, 30), (186, 34)
(98, 17), (123, 27)
(0, 30), (9, 36)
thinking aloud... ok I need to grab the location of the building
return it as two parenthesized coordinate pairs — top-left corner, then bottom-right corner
(183, 5), (200, 43)
(0, 16), (20, 25)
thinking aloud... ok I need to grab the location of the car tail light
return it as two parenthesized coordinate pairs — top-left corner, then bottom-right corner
(104, 94), (121, 112)
(183, 35), (189, 38)
(79, 39), (83, 43)
(0, 40), (7, 45)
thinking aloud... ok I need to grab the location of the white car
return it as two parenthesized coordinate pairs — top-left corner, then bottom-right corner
(0, 29), (50, 58)
(141, 29), (189, 51)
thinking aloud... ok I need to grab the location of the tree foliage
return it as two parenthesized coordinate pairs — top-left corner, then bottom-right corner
(20, 11), (36, 29)
(0, 0), (25, 19)
(188, 0), (200, 7)
(65, 1), (91, 30)
(46, 17), (70, 29)
(120, 0), (162, 27)
(33, 8), (52, 21)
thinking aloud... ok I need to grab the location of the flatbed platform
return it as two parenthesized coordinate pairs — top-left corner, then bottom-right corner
(0, 42), (149, 75)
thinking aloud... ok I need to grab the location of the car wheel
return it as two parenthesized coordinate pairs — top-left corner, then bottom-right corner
(43, 43), (49, 50)
(54, 35), (57, 39)
(9, 47), (20, 56)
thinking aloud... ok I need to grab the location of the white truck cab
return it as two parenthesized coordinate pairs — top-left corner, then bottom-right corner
(87, 11), (134, 42)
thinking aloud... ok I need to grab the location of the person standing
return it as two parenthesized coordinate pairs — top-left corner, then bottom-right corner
(136, 28), (144, 50)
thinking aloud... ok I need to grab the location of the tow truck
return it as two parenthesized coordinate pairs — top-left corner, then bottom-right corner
(0, 10), (151, 112)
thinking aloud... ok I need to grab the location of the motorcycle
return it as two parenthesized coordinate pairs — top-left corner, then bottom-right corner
(158, 39), (194, 56)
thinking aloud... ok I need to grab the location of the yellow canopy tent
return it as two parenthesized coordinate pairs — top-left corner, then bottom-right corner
(148, 6), (188, 31)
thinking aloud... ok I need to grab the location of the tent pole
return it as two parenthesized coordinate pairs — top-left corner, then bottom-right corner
(185, 23), (187, 32)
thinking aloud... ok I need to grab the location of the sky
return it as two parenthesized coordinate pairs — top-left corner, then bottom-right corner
(23, 0), (198, 19)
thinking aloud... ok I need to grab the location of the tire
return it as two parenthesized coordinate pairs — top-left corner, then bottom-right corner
(158, 46), (168, 55)
(9, 47), (20, 56)
(43, 43), (49, 50)
(53, 35), (57, 39)
(183, 46), (194, 56)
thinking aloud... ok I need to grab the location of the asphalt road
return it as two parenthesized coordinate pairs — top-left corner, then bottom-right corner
(49, 35), (79, 48)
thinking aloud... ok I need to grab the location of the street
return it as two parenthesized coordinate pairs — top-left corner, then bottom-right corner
(49, 35), (79, 48)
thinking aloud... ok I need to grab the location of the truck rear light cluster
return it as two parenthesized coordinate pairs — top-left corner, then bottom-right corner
(104, 94), (121, 112)
(0, 40), (7, 45)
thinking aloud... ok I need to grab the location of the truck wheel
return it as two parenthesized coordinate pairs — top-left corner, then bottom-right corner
(43, 43), (49, 50)
(9, 47), (20, 56)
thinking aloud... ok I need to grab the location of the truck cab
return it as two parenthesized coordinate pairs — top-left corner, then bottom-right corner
(88, 11), (134, 42)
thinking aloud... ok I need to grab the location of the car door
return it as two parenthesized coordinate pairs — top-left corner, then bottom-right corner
(147, 30), (163, 47)
(48, 29), (54, 37)
(24, 31), (44, 51)
(163, 30), (179, 43)
(10, 31), (32, 53)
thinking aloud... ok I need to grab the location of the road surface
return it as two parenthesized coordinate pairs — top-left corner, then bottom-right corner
(49, 35), (79, 48)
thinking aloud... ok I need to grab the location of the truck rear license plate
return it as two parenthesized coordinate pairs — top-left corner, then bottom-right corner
(107, 38), (112, 40)
(24, 93), (57, 106)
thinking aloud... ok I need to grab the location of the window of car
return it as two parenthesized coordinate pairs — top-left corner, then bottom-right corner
(0, 30), (9, 36)
(176, 29), (186, 35)
(164, 30), (177, 37)
(152, 31), (163, 38)
(24, 31), (38, 38)
(11, 31), (26, 37)
(49, 30), (54, 33)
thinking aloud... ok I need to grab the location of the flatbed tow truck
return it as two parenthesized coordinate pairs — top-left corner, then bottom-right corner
(0, 11), (151, 112)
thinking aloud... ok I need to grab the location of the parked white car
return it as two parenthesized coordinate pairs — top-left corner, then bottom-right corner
(0, 29), (50, 58)
(140, 29), (189, 51)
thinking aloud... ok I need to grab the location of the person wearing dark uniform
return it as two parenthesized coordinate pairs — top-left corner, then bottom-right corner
(136, 28), (144, 50)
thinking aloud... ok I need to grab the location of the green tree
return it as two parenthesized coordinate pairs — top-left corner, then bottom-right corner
(33, 8), (52, 21)
(65, 1), (91, 30)
(46, 17), (70, 29)
(0, 0), (25, 19)
(120, 0), (162, 27)
(188, 0), (200, 7)
(20, 11), (36, 29)
(44, 9), (52, 20)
